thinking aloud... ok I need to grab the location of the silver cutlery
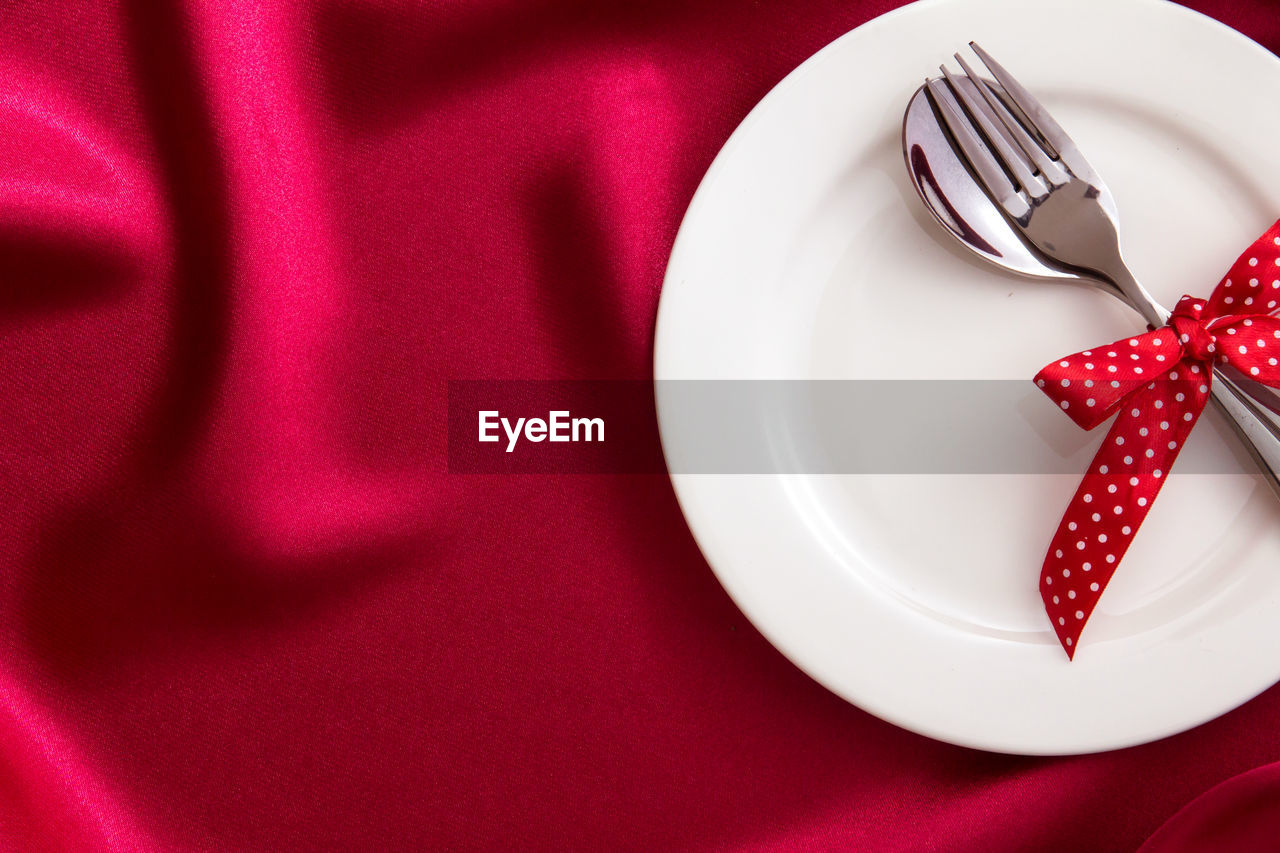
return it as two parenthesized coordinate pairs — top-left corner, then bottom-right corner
(903, 43), (1280, 497)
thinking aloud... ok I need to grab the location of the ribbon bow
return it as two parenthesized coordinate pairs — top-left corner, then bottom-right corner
(1035, 220), (1280, 658)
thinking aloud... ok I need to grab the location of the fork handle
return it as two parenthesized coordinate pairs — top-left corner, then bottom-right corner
(1105, 264), (1280, 496)
(1206, 370), (1280, 491)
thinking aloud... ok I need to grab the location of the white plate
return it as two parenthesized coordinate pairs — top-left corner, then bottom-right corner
(655, 0), (1280, 754)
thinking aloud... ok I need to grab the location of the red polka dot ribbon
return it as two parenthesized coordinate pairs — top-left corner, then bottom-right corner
(1035, 220), (1280, 658)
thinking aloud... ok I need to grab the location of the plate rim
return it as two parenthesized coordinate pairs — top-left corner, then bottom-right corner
(654, 0), (1280, 754)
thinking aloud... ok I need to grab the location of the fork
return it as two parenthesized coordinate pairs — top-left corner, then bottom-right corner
(926, 42), (1280, 496)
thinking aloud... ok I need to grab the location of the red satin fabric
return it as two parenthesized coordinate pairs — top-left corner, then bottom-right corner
(1140, 761), (1280, 853)
(3, 1), (1280, 850)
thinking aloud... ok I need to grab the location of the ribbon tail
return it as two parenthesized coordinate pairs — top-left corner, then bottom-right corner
(1040, 370), (1211, 658)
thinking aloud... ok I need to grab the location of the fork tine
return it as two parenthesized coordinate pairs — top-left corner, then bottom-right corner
(940, 63), (1048, 199)
(924, 78), (1031, 221)
(952, 54), (1068, 188)
(968, 42), (1099, 183)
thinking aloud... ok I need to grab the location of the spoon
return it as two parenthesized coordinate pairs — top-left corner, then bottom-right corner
(902, 77), (1280, 491)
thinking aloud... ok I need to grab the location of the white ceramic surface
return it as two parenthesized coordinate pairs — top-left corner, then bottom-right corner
(655, 0), (1280, 754)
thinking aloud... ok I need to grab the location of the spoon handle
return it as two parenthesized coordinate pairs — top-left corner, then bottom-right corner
(1107, 264), (1280, 496)
(1208, 371), (1280, 486)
